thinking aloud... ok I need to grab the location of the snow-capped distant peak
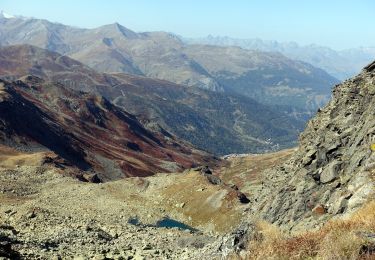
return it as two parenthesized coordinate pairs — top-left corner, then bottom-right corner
(0, 10), (16, 19)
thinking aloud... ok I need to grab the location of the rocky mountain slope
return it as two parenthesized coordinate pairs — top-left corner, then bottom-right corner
(184, 35), (375, 80)
(201, 61), (375, 258)
(0, 76), (214, 181)
(0, 14), (338, 113)
(245, 61), (375, 233)
(0, 45), (304, 155)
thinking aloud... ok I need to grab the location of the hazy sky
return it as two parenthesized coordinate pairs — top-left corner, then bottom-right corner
(1, 0), (374, 50)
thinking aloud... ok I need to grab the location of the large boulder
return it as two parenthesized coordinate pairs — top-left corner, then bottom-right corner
(320, 161), (341, 183)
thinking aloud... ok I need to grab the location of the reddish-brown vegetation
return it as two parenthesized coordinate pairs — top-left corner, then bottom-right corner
(0, 76), (217, 181)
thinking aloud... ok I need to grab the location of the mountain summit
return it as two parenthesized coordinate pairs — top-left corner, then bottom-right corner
(0, 10), (16, 19)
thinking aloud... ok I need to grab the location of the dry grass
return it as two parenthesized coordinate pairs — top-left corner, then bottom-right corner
(240, 201), (375, 260)
(219, 149), (295, 194)
(0, 145), (47, 168)
(161, 171), (243, 233)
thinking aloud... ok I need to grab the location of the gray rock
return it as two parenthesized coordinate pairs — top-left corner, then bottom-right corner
(26, 211), (36, 219)
(329, 196), (348, 214)
(142, 244), (152, 250)
(302, 150), (316, 165)
(204, 174), (222, 185)
(249, 67), (375, 233)
(320, 162), (341, 183)
(218, 221), (254, 253)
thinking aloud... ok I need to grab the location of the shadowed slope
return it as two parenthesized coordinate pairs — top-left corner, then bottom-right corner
(0, 76), (215, 180)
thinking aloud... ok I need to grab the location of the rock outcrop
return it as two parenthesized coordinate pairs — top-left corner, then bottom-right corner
(252, 62), (375, 232)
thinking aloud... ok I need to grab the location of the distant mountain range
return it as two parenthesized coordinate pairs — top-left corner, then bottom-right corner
(183, 35), (375, 80)
(0, 14), (338, 114)
(0, 13), (341, 155)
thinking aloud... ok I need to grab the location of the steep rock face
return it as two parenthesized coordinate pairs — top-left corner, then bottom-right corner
(0, 76), (215, 180)
(252, 62), (375, 231)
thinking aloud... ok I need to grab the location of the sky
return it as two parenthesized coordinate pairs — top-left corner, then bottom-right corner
(1, 0), (374, 50)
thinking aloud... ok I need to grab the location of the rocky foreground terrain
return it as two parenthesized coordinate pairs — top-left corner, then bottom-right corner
(0, 145), (251, 259)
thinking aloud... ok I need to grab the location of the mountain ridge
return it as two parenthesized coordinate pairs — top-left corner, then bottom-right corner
(0, 15), (338, 114)
(0, 75), (216, 180)
(0, 44), (304, 155)
(183, 35), (375, 80)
